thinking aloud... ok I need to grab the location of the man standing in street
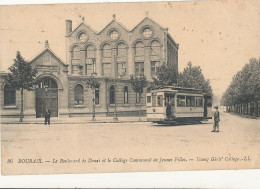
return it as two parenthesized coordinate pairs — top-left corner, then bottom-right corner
(212, 106), (220, 132)
(44, 107), (51, 125)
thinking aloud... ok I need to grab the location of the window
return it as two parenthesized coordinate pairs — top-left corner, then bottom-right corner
(86, 44), (95, 59)
(4, 85), (16, 106)
(157, 95), (163, 107)
(74, 84), (84, 105)
(72, 65), (78, 75)
(95, 87), (99, 105)
(124, 86), (128, 104)
(102, 43), (111, 58)
(103, 63), (112, 77)
(79, 33), (88, 42)
(186, 96), (195, 107)
(110, 85), (115, 104)
(136, 93), (140, 104)
(117, 42), (127, 57)
(196, 97), (203, 107)
(86, 64), (93, 76)
(142, 27), (153, 38)
(151, 40), (160, 54)
(152, 94), (156, 107)
(135, 62), (144, 76)
(38, 77), (58, 88)
(151, 61), (160, 77)
(147, 96), (151, 103)
(71, 45), (80, 59)
(109, 30), (119, 40)
(117, 62), (126, 76)
(135, 41), (144, 56)
(177, 95), (185, 107)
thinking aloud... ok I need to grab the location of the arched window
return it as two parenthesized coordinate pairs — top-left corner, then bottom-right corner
(124, 86), (128, 104)
(109, 85), (115, 104)
(117, 42), (127, 57)
(71, 45), (80, 59)
(38, 77), (58, 88)
(151, 40), (160, 54)
(102, 43), (111, 58)
(135, 41), (144, 56)
(74, 84), (84, 105)
(86, 44), (95, 59)
(4, 85), (16, 106)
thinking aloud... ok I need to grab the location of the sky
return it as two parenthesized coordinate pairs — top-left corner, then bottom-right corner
(0, 0), (259, 98)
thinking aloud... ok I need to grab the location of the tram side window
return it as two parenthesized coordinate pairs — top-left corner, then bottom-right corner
(152, 94), (156, 107)
(177, 95), (185, 107)
(186, 96), (195, 107)
(196, 97), (203, 107)
(157, 95), (163, 107)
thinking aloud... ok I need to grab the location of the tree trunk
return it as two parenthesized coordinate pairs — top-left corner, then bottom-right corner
(19, 88), (24, 122)
(138, 93), (142, 121)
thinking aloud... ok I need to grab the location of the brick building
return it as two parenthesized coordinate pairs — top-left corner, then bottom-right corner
(0, 16), (179, 118)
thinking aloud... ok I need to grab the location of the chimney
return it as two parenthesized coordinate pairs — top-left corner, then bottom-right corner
(45, 40), (49, 48)
(66, 20), (72, 36)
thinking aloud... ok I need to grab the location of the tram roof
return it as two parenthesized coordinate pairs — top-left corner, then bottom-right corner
(150, 86), (204, 94)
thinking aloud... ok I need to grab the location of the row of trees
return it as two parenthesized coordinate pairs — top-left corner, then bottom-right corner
(221, 57), (260, 117)
(5, 51), (212, 122)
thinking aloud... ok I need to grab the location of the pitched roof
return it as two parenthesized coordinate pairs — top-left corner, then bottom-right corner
(98, 19), (130, 34)
(67, 22), (99, 37)
(30, 47), (68, 67)
(131, 17), (167, 32)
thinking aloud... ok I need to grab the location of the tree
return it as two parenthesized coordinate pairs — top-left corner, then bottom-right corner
(178, 62), (212, 95)
(221, 57), (260, 116)
(150, 64), (177, 89)
(5, 51), (37, 122)
(85, 75), (100, 121)
(130, 75), (148, 121)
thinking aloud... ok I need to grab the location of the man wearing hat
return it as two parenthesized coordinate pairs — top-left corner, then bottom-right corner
(212, 106), (220, 132)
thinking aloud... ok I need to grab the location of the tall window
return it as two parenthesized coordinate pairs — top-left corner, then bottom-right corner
(124, 86), (128, 104)
(117, 62), (126, 76)
(86, 44), (95, 59)
(135, 41), (144, 56)
(135, 62), (144, 76)
(151, 40), (160, 54)
(74, 84), (84, 105)
(71, 45), (80, 59)
(86, 63), (93, 76)
(103, 63), (112, 77)
(4, 85), (16, 106)
(102, 43), (111, 58)
(151, 61), (160, 77)
(95, 87), (99, 105)
(110, 85), (115, 104)
(117, 42), (127, 57)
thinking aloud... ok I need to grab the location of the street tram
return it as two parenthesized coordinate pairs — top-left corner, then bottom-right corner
(146, 86), (212, 124)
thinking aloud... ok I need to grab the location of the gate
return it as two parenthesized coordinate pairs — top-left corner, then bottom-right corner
(35, 77), (58, 118)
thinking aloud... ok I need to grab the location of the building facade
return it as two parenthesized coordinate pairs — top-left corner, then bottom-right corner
(0, 16), (179, 118)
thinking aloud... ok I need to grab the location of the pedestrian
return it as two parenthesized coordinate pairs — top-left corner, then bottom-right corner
(44, 107), (51, 125)
(212, 106), (220, 132)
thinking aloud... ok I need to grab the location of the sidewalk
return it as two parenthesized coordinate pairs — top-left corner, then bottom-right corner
(0, 116), (148, 124)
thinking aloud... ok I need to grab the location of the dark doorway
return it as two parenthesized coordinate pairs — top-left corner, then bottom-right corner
(36, 77), (58, 118)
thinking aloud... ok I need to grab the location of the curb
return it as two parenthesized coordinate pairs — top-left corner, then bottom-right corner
(1, 121), (148, 125)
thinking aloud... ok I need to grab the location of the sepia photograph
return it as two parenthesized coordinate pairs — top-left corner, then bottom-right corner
(0, 0), (259, 179)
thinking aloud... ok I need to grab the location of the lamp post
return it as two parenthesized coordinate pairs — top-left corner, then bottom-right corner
(44, 85), (48, 117)
(91, 58), (97, 121)
(113, 61), (123, 122)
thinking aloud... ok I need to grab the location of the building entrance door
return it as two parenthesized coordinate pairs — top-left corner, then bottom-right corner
(36, 77), (58, 118)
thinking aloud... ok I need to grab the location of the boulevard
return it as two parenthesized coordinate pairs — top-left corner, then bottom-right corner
(1, 112), (260, 174)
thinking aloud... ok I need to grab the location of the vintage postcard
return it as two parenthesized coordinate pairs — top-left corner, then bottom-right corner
(0, 0), (260, 175)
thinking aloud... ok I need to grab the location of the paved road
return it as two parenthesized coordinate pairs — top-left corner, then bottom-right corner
(1, 112), (260, 175)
